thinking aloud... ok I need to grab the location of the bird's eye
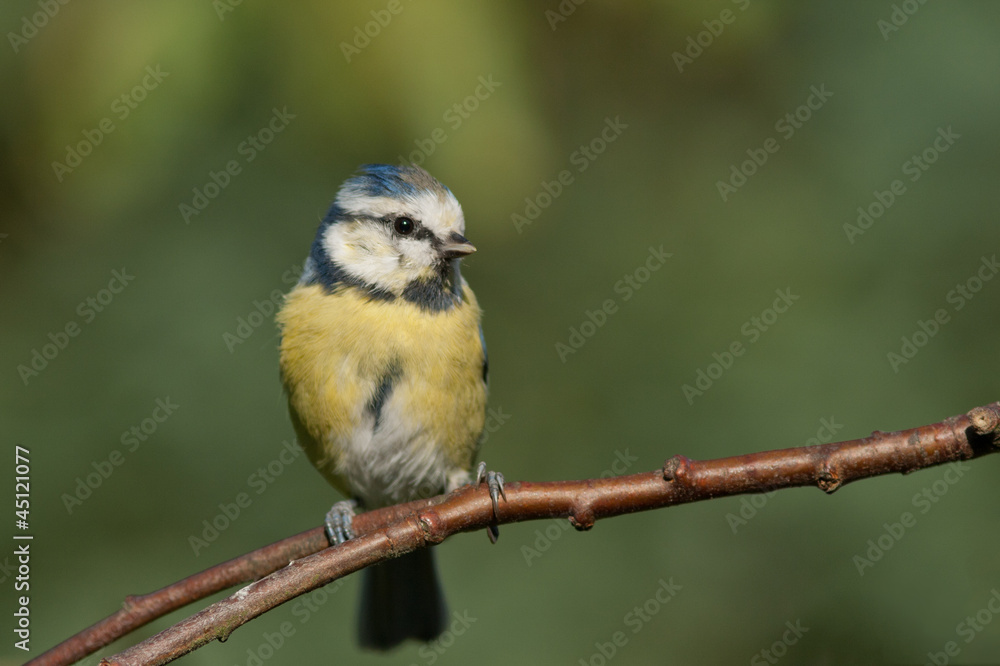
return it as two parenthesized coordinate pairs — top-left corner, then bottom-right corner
(393, 217), (415, 236)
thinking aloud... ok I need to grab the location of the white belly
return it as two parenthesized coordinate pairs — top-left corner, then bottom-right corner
(334, 395), (462, 508)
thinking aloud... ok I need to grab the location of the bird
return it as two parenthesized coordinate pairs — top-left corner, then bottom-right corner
(277, 164), (503, 650)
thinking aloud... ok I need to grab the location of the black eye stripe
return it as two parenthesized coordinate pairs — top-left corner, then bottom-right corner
(383, 215), (433, 241)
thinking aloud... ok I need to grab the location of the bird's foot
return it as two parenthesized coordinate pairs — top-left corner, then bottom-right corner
(476, 461), (506, 544)
(324, 499), (358, 546)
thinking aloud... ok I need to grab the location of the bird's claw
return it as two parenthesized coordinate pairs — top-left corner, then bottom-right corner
(476, 461), (506, 517)
(476, 461), (506, 544)
(324, 499), (357, 546)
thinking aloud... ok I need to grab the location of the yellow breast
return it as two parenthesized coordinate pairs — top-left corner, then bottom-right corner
(277, 283), (487, 500)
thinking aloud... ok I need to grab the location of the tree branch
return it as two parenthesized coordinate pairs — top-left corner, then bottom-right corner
(31, 402), (1000, 666)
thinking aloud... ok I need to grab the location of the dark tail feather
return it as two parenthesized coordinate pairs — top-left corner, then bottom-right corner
(358, 548), (447, 650)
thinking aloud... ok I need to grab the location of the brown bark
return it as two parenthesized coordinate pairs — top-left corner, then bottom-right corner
(26, 402), (999, 666)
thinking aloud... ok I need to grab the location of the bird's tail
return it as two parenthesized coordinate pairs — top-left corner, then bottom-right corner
(358, 547), (448, 650)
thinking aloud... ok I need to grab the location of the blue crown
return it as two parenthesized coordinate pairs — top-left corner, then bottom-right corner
(341, 164), (450, 201)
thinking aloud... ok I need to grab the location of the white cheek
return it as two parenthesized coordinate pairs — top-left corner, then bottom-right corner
(321, 185), (467, 294)
(398, 239), (438, 272)
(323, 224), (411, 294)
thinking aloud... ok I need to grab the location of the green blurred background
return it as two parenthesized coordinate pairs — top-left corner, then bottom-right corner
(3, 1), (1000, 664)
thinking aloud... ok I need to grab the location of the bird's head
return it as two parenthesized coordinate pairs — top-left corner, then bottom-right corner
(303, 165), (475, 310)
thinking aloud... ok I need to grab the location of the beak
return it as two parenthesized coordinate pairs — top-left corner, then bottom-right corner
(441, 233), (477, 259)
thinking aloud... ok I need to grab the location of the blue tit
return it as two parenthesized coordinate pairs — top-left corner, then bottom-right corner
(277, 164), (489, 650)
